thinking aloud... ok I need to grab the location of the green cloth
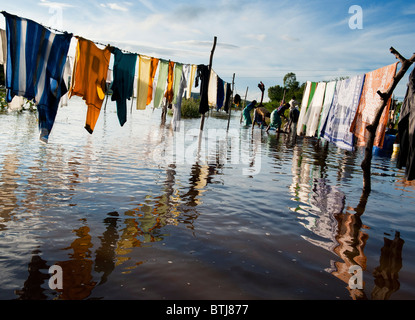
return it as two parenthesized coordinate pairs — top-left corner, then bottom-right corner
(270, 109), (281, 129)
(153, 59), (169, 108)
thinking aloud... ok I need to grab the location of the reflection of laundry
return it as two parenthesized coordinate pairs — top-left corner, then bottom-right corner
(299, 178), (345, 252)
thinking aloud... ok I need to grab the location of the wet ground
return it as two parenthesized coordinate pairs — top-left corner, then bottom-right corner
(0, 97), (414, 300)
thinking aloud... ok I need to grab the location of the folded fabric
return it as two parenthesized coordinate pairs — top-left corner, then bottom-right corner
(68, 37), (111, 134)
(3, 12), (72, 142)
(153, 59), (169, 108)
(111, 47), (137, 126)
(350, 63), (398, 148)
(320, 75), (365, 151)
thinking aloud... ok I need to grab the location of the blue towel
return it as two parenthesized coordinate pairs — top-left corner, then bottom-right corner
(3, 12), (72, 142)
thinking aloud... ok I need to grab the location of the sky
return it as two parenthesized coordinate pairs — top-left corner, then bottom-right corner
(1, 0), (415, 102)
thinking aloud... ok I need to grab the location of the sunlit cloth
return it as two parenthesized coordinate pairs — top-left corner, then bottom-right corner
(111, 48), (137, 126)
(305, 82), (326, 137)
(350, 62), (398, 148)
(69, 37), (111, 134)
(208, 69), (217, 107)
(164, 60), (175, 104)
(172, 62), (183, 105)
(146, 57), (159, 106)
(0, 28), (6, 75)
(397, 67), (415, 181)
(136, 55), (152, 110)
(186, 64), (197, 99)
(297, 81), (317, 135)
(153, 59), (169, 108)
(317, 81), (337, 139)
(216, 77), (225, 111)
(3, 12), (72, 142)
(172, 64), (190, 132)
(320, 75), (365, 151)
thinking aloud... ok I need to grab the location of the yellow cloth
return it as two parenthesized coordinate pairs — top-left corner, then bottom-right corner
(136, 55), (152, 110)
(186, 64), (197, 99)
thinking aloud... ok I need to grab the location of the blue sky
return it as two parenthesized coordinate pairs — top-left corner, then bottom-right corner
(1, 0), (415, 101)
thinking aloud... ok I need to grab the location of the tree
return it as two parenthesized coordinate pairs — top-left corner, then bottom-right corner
(283, 72), (299, 91)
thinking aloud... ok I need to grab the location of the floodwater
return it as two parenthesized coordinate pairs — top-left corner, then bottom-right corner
(0, 97), (414, 300)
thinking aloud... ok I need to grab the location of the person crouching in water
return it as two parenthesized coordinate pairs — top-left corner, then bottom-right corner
(266, 102), (290, 133)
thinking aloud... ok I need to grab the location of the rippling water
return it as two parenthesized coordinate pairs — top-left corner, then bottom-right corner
(0, 97), (414, 300)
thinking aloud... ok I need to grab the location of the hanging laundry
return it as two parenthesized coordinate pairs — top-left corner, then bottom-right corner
(136, 55), (152, 110)
(147, 57), (159, 106)
(68, 37), (111, 134)
(3, 12), (72, 142)
(305, 82), (327, 137)
(208, 69), (217, 107)
(317, 81), (337, 139)
(320, 74), (365, 151)
(111, 47), (137, 126)
(216, 77), (225, 111)
(165, 60), (175, 104)
(59, 56), (74, 108)
(0, 28), (6, 76)
(397, 67), (415, 181)
(186, 64), (197, 99)
(223, 82), (232, 113)
(297, 81), (317, 136)
(350, 63), (398, 148)
(172, 64), (190, 132)
(172, 62), (184, 105)
(153, 59), (169, 109)
(195, 64), (210, 114)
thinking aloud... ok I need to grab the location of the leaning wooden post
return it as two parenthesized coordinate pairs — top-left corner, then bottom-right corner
(361, 47), (415, 193)
(227, 73), (235, 131)
(199, 36), (217, 132)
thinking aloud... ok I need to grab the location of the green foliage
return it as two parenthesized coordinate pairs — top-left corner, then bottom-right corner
(268, 72), (306, 104)
(0, 86), (8, 110)
(181, 98), (200, 118)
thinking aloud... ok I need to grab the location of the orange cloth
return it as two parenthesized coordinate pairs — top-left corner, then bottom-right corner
(351, 62), (397, 147)
(147, 57), (159, 105)
(165, 61), (175, 104)
(68, 37), (111, 134)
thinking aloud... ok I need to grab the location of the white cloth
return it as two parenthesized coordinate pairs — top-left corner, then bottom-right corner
(172, 64), (190, 131)
(305, 82), (326, 137)
(317, 81), (337, 138)
(297, 81), (312, 135)
(207, 69), (217, 106)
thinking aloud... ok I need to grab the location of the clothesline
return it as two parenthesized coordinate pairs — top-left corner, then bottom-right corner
(0, 11), (234, 143)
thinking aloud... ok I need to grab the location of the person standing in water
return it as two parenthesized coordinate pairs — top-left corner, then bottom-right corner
(242, 100), (257, 126)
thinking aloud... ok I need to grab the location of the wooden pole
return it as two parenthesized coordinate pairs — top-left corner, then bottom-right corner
(199, 36), (217, 132)
(361, 47), (415, 193)
(227, 73), (235, 131)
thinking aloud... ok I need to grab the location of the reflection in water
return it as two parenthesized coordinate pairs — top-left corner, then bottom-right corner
(288, 139), (405, 300)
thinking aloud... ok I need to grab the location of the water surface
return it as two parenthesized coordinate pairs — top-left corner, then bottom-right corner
(0, 98), (414, 300)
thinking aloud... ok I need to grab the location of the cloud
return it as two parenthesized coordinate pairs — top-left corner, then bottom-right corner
(100, 2), (129, 12)
(245, 34), (266, 42)
(38, 0), (74, 9)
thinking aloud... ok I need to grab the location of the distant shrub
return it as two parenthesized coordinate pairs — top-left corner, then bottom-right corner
(181, 98), (200, 118)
